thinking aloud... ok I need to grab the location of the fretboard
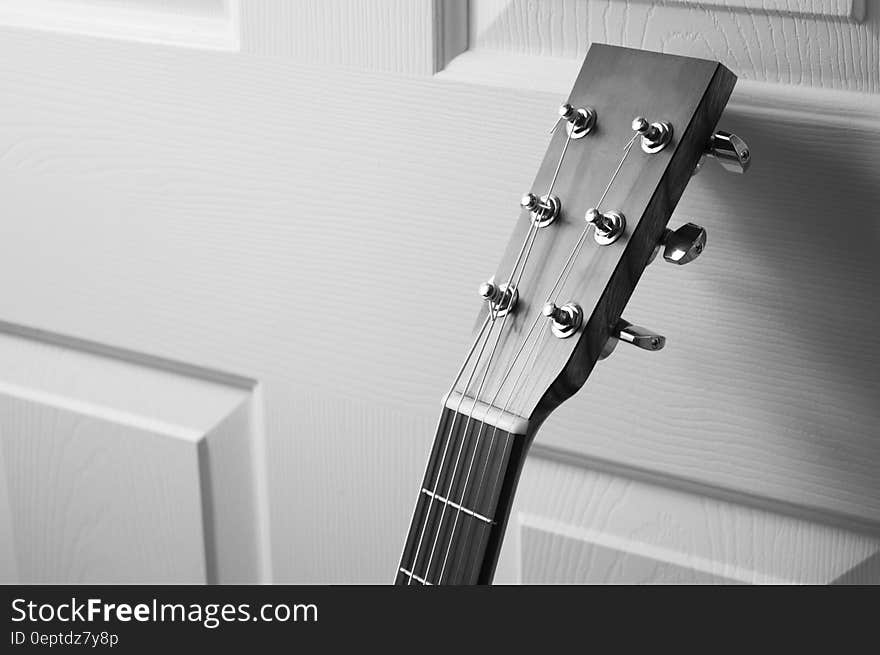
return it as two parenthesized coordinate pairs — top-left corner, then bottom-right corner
(395, 405), (531, 585)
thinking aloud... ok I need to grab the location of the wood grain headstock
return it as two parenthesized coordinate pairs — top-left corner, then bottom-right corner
(454, 44), (741, 430)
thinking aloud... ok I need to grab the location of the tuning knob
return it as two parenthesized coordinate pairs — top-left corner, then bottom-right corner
(660, 222), (706, 265)
(616, 320), (665, 350)
(521, 192), (561, 228)
(585, 207), (626, 245)
(542, 302), (583, 339)
(557, 103), (596, 139)
(702, 131), (750, 174)
(632, 116), (673, 153)
(599, 319), (666, 360)
(479, 280), (517, 316)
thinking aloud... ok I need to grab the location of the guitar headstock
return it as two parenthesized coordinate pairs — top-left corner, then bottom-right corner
(450, 44), (747, 430)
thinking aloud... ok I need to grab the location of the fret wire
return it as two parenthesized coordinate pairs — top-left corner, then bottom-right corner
(407, 470), (496, 583)
(399, 567), (432, 586)
(421, 487), (493, 525)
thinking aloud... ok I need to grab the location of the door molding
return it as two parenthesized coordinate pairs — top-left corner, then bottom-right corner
(0, 0), (240, 50)
(0, 320), (271, 583)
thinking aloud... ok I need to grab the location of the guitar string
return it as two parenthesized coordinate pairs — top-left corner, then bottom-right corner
(395, 312), (492, 578)
(401, 278), (505, 584)
(456, 132), (640, 582)
(504, 131), (640, 420)
(417, 127), (576, 584)
(433, 228), (587, 583)
(459, 130), (639, 418)
(492, 133), (639, 426)
(402, 155), (552, 584)
(466, 132), (638, 459)
(428, 126), (582, 583)
(407, 121), (635, 583)
(429, 130), (581, 583)
(448, 236), (587, 582)
(468, 133), (641, 578)
(419, 187), (546, 582)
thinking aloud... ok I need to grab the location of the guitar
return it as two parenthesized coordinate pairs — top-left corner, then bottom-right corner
(396, 44), (751, 586)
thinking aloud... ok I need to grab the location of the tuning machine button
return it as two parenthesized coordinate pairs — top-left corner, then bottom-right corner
(543, 302), (583, 339)
(557, 102), (597, 139)
(694, 131), (750, 175)
(479, 280), (518, 316)
(706, 131), (750, 173)
(632, 116), (673, 153)
(661, 222), (707, 265)
(586, 207), (626, 245)
(521, 192), (561, 228)
(599, 319), (666, 360)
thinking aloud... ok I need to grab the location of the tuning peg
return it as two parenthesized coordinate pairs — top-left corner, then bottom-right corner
(542, 302), (583, 339)
(479, 280), (517, 316)
(585, 207), (626, 245)
(698, 131), (750, 174)
(556, 102), (597, 139)
(632, 116), (673, 153)
(617, 320), (665, 350)
(599, 319), (666, 360)
(521, 192), (561, 228)
(661, 222), (707, 265)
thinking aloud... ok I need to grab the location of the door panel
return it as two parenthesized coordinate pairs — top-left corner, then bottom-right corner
(0, 326), (266, 583)
(0, 1), (877, 583)
(466, 0), (876, 91)
(496, 458), (880, 585)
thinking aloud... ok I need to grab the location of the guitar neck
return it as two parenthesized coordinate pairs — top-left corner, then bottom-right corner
(395, 403), (532, 585)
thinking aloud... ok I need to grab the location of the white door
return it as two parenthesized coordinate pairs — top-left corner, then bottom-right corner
(1, 0), (879, 584)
